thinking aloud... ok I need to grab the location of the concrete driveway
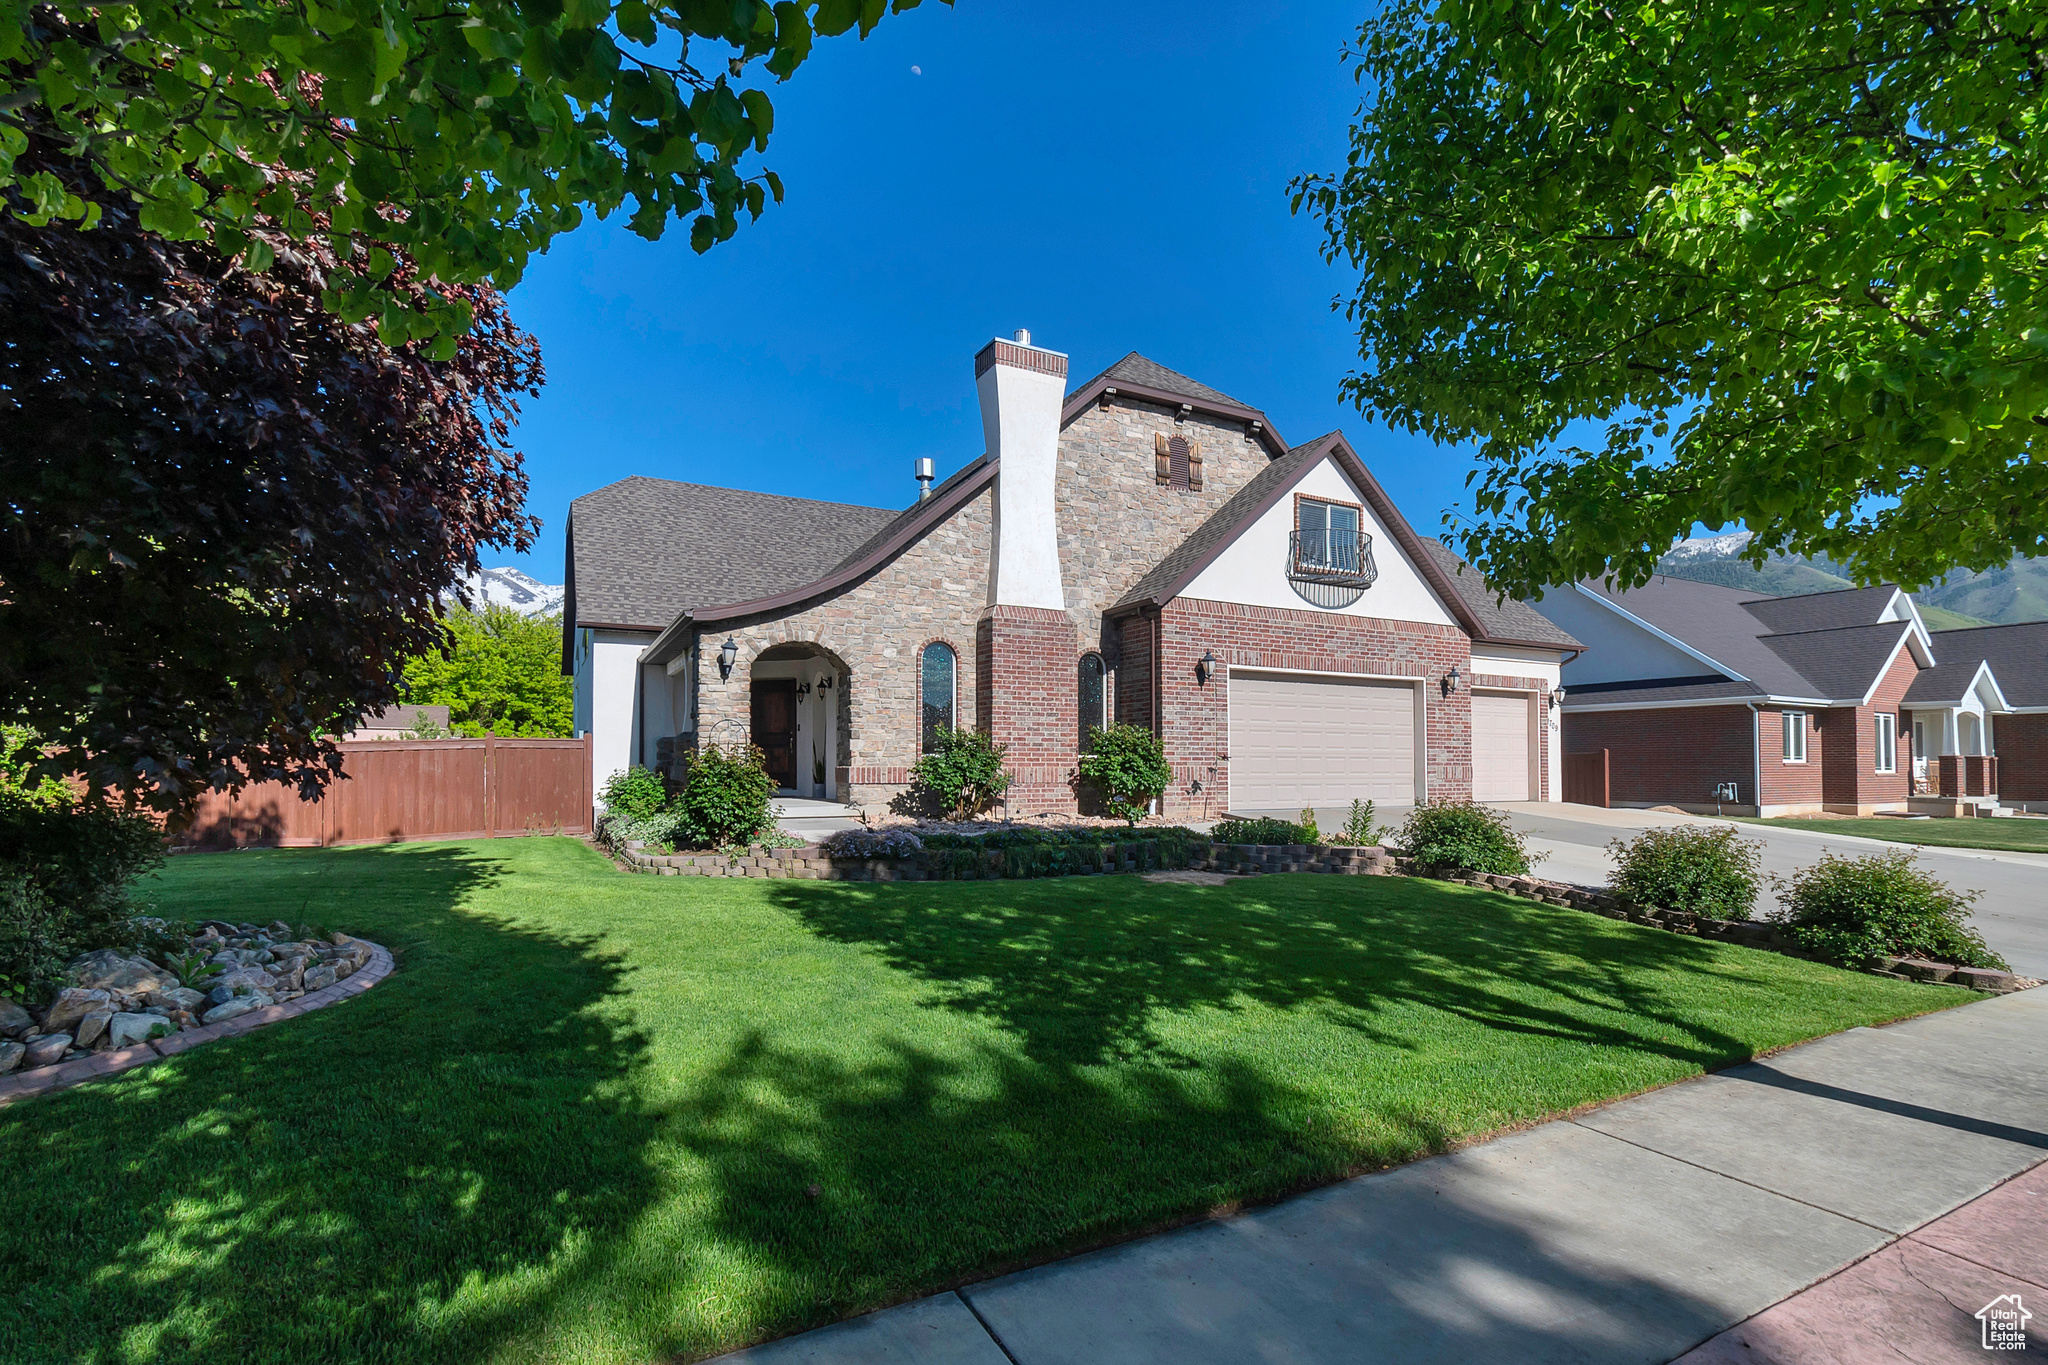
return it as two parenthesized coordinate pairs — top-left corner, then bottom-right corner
(1238, 802), (2048, 980)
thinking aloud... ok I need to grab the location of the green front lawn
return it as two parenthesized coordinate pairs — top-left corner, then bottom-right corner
(0, 839), (1968, 1364)
(1742, 814), (2048, 854)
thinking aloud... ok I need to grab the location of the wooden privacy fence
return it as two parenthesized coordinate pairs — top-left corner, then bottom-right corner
(1562, 750), (1610, 809)
(177, 735), (593, 849)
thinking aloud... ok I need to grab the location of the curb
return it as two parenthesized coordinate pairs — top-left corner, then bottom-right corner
(0, 937), (395, 1108)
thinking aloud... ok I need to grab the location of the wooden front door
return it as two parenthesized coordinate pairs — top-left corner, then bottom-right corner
(750, 679), (798, 790)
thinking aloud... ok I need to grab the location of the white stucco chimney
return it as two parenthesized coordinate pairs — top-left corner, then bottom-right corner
(976, 329), (1069, 611)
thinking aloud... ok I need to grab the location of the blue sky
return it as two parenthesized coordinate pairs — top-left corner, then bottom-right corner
(499, 0), (1482, 583)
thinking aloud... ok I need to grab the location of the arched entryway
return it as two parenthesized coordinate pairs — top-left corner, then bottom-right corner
(750, 643), (851, 799)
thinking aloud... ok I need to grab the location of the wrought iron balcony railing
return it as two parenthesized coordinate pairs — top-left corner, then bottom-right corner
(1288, 529), (1378, 587)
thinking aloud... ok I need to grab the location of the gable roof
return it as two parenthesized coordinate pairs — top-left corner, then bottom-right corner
(1073, 352), (1248, 409)
(1414, 541), (1581, 651)
(1568, 577), (1926, 705)
(1926, 621), (2048, 708)
(1109, 432), (1580, 652)
(1904, 655), (2009, 709)
(564, 476), (898, 633)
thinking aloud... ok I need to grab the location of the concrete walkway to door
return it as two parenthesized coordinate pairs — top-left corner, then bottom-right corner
(710, 987), (2046, 1364)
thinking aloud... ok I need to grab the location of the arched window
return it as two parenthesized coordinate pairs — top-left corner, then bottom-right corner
(920, 642), (956, 752)
(1078, 653), (1107, 750)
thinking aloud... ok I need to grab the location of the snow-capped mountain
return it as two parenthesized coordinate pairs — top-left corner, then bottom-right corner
(1653, 534), (2048, 627)
(451, 567), (566, 617)
(1660, 531), (1753, 564)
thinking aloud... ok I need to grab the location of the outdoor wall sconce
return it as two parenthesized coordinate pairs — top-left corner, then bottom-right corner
(1549, 686), (1565, 709)
(718, 637), (738, 680)
(819, 674), (835, 691)
(1441, 664), (1462, 697)
(796, 681), (811, 699)
(1196, 650), (1217, 685)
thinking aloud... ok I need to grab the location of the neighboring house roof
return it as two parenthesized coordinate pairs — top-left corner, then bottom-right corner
(1560, 676), (1767, 709)
(1903, 656), (2006, 708)
(564, 476), (898, 632)
(1928, 622), (2048, 708)
(1574, 578), (1922, 702)
(1415, 541), (1581, 651)
(1109, 432), (1581, 652)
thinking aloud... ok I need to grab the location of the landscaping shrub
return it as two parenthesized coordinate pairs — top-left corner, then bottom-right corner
(911, 726), (1012, 819)
(1770, 849), (2009, 970)
(1075, 724), (1172, 825)
(1211, 817), (1312, 846)
(1397, 800), (1536, 875)
(676, 743), (776, 849)
(1607, 825), (1762, 921)
(1298, 807), (1321, 843)
(598, 764), (671, 822)
(1338, 798), (1385, 847)
(821, 829), (926, 857)
(0, 790), (166, 999)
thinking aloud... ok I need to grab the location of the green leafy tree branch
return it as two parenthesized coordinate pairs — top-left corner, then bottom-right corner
(1297, 0), (2048, 598)
(1, 0), (946, 345)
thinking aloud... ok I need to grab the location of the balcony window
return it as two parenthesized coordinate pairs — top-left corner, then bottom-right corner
(1288, 496), (1378, 609)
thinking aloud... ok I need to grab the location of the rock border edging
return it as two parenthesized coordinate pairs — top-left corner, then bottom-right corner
(0, 937), (394, 1108)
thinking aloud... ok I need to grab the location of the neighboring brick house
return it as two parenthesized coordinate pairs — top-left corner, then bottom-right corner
(561, 333), (1581, 817)
(1931, 622), (2048, 811)
(1525, 577), (2026, 815)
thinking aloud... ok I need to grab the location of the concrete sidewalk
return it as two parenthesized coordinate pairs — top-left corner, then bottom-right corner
(714, 987), (2046, 1364)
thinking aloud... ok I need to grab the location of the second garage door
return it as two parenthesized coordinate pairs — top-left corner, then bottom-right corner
(1472, 690), (1533, 802)
(1228, 672), (1418, 809)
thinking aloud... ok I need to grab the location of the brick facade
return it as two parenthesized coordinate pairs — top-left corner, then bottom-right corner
(1563, 705), (1756, 812)
(1147, 597), (1479, 816)
(1994, 713), (2048, 803)
(978, 605), (1080, 810)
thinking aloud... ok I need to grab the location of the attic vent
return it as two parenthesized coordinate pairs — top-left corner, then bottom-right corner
(1153, 433), (1203, 491)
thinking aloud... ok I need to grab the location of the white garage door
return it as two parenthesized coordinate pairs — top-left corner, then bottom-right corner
(1229, 673), (1418, 809)
(1472, 690), (1533, 802)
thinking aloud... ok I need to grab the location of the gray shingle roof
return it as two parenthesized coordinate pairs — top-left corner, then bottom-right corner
(1904, 657), (1994, 706)
(1111, 435), (1334, 611)
(1562, 676), (1765, 707)
(1071, 352), (1249, 409)
(1760, 622), (1914, 701)
(1741, 585), (1902, 634)
(1576, 577), (1920, 703)
(1927, 622), (2048, 706)
(1416, 541), (1582, 649)
(565, 476), (899, 630)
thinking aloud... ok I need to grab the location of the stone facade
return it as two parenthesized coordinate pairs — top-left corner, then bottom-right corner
(1054, 396), (1272, 656)
(687, 394), (1281, 814)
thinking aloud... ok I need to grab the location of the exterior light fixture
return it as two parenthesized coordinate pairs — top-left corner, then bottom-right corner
(819, 674), (834, 691)
(718, 637), (738, 680)
(1550, 686), (1566, 709)
(1197, 650), (1218, 685)
(796, 681), (810, 699)
(1442, 664), (1462, 697)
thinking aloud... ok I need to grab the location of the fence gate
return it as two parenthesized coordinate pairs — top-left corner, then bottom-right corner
(178, 734), (593, 849)
(1562, 750), (1610, 809)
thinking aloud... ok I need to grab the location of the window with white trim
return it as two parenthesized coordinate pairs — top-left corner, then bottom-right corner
(1782, 711), (1807, 763)
(1874, 713), (1896, 774)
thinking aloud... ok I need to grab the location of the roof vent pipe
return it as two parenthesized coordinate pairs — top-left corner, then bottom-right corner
(1014, 328), (1030, 344)
(914, 457), (935, 501)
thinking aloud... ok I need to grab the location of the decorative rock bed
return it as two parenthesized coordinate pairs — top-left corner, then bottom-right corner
(0, 920), (392, 1106)
(613, 833), (2034, 995)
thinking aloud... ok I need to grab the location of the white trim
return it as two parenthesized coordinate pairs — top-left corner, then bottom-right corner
(1782, 710), (1809, 764)
(1223, 663), (1428, 684)
(1563, 696), (1763, 713)
(1907, 659), (2014, 712)
(1570, 584), (1749, 680)
(1854, 626), (1919, 707)
(1875, 711), (1897, 774)
(1880, 588), (1937, 658)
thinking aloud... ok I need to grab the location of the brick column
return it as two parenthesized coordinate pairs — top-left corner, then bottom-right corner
(980, 604), (1079, 812)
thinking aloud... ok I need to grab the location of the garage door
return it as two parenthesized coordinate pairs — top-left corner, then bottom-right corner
(1228, 673), (1417, 809)
(1472, 690), (1533, 802)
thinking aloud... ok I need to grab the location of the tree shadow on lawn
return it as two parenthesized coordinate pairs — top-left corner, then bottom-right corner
(0, 841), (664, 1365)
(767, 873), (1806, 1073)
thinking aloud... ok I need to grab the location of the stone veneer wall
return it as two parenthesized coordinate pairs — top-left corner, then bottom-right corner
(690, 394), (1280, 814)
(1149, 597), (1477, 817)
(692, 486), (996, 808)
(1054, 396), (1274, 659)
